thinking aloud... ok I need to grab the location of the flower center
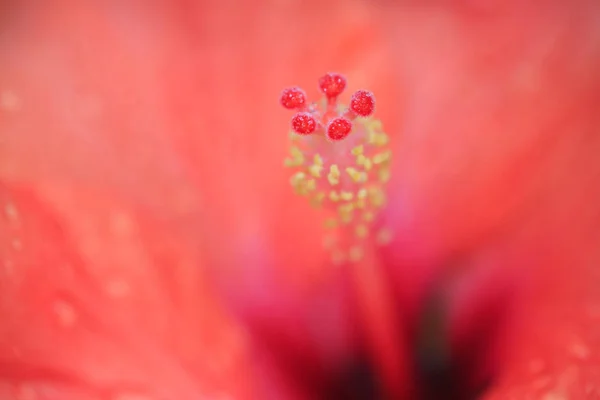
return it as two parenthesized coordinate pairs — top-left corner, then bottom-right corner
(280, 73), (393, 265)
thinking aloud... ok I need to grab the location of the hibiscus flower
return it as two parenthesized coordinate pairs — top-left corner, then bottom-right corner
(1, 1), (599, 399)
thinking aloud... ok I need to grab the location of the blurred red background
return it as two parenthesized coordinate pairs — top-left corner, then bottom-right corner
(1, 1), (599, 399)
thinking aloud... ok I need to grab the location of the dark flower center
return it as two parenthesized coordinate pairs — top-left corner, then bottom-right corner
(249, 276), (508, 400)
(320, 293), (496, 400)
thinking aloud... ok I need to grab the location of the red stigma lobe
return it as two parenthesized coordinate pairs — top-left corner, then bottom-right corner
(280, 87), (307, 109)
(318, 73), (347, 99)
(291, 112), (317, 135)
(327, 117), (352, 141)
(350, 90), (375, 117)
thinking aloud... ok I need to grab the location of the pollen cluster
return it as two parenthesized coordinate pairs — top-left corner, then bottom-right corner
(280, 73), (393, 265)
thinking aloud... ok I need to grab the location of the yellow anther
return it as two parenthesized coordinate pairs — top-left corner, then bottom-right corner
(330, 164), (340, 176)
(357, 155), (373, 171)
(328, 164), (340, 186)
(367, 131), (377, 145)
(308, 154), (325, 178)
(290, 172), (316, 196)
(340, 214), (353, 224)
(372, 151), (391, 165)
(355, 198), (366, 209)
(351, 145), (364, 156)
(369, 188), (386, 208)
(340, 191), (354, 201)
(338, 203), (354, 224)
(376, 228), (393, 245)
(378, 133), (389, 146)
(310, 192), (325, 208)
(295, 186), (309, 196)
(329, 190), (340, 202)
(345, 167), (359, 180)
(349, 246), (364, 262)
(308, 164), (323, 178)
(291, 146), (303, 159)
(291, 146), (304, 163)
(290, 171), (306, 185)
(368, 132), (389, 146)
(313, 154), (324, 166)
(355, 224), (369, 238)
(366, 119), (383, 131)
(290, 172), (308, 196)
(324, 218), (337, 229)
(284, 146), (305, 167)
(362, 211), (375, 222)
(339, 203), (354, 213)
(379, 168), (391, 183)
(345, 167), (366, 183)
(357, 188), (368, 199)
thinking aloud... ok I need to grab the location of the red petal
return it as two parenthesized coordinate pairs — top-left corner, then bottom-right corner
(0, 0), (401, 398)
(379, 2), (600, 397)
(0, 182), (255, 398)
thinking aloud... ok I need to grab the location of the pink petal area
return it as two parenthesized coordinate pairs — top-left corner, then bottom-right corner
(482, 234), (600, 398)
(0, 182), (254, 399)
(382, 1), (600, 265)
(377, 1), (600, 397)
(0, 1), (404, 398)
(0, 0), (400, 289)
